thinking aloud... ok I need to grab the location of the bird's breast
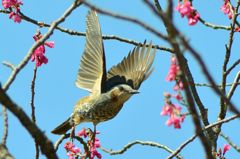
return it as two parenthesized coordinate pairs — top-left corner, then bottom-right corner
(73, 93), (127, 125)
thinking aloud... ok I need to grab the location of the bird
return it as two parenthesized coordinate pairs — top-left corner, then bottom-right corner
(51, 10), (156, 135)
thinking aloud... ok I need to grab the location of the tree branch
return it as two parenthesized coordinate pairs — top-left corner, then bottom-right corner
(101, 140), (183, 159)
(146, 0), (213, 157)
(220, 132), (240, 153)
(219, 1), (240, 121)
(199, 18), (231, 30)
(1, 61), (16, 145)
(227, 71), (240, 100)
(30, 66), (39, 159)
(167, 114), (240, 159)
(2, 9), (173, 52)
(1, 106), (8, 145)
(2, 0), (83, 91)
(0, 87), (58, 158)
(194, 82), (240, 87)
(54, 133), (90, 159)
(82, 0), (169, 41)
(226, 58), (240, 75)
(0, 0), (83, 158)
(0, 144), (13, 159)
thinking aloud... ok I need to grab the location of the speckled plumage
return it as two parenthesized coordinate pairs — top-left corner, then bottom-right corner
(51, 10), (156, 135)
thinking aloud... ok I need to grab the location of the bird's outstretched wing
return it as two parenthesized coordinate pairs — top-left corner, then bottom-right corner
(76, 10), (106, 96)
(106, 42), (156, 91)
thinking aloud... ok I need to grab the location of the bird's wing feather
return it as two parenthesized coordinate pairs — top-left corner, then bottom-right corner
(106, 42), (156, 90)
(75, 10), (106, 96)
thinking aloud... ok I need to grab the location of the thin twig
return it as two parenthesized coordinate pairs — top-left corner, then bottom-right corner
(199, 18), (231, 30)
(2, 0), (83, 91)
(167, 114), (240, 159)
(194, 82), (240, 87)
(82, 1), (169, 41)
(146, 0), (213, 157)
(30, 66), (39, 159)
(1, 106), (8, 145)
(1, 9), (174, 53)
(1, 62), (16, 145)
(101, 140), (183, 159)
(54, 134), (69, 151)
(226, 58), (240, 75)
(0, 86), (58, 158)
(2, 61), (15, 70)
(219, 1), (240, 121)
(0, 0), (83, 158)
(155, 0), (214, 147)
(0, 144), (13, 159)
(220, 132), (240, 153)
(227, 72), (240, 100)
(31, 66), (37, 124)
(103, 35), (174, 52)
(54, 133), (90, 158)
(180, 32), (240, 115)
(142, 0), (240, 119)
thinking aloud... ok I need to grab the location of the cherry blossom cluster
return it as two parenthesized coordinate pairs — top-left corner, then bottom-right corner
(161, 92), (185, 128)
(176, 0), (200, 25)
(64, 141), (81, 159)
(220, 0), (240, 32)
(31, 31), (54, 67)
(2, 0), (23, 23)
(78, 128), (102, 159)
(221, 0), (233, 19)
(166, 56), (183, 90)
(214, 144), (231, 159)
(64, 128), (102, 159)
(161, 56), (186, 129)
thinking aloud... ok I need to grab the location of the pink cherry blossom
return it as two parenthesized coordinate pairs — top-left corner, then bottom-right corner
(31, 32), (54, 67)
(64, 141), (75, 152)
(176, 1), (192, 17)
(166, 57), (180, 82)
(166, 114), (185, 129)
(44, 41), (55, 48)
(90, 147), (102, 159)
(173, 94), (182, 101)
(162, 56), (186, 129)
(72, 147), (80, 154)
(78, 128), (88, 138)
(89, 137), (102, 159)
(221, 0), (233, 19)
(223, 144), (230, 155)
(188, 12), (200, 25)
(2, 0), (23, 23)
(76, 128), (102, 159)
(176, 1), (200, 26)
(161, 102), (185, 129)
(93, 138), (101, 148)
(173, 81), (184, 91)
(64, 141), (81, 159)
(161, 103), (173, 116)
(235, 27), (240, 32)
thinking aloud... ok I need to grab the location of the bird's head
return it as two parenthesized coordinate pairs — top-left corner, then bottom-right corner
(109, 84), (139, 103)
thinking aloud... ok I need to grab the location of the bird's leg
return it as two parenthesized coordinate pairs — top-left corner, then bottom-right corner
(70, 124), (75, 142)
(91, 124), (96, 145)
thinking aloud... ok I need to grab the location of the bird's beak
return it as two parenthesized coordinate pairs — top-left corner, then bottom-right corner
(129, 90), (140, 94)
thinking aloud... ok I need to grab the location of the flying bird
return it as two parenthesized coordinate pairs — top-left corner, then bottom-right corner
(51, 10), (156, 135)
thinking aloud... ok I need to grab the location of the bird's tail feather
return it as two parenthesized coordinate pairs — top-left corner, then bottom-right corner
(51, 117), (72, 135)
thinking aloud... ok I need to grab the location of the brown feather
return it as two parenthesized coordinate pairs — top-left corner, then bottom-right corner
(51, 117), (72, 135)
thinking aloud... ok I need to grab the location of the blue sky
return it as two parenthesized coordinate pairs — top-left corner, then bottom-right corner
(1, 0), (240, 158)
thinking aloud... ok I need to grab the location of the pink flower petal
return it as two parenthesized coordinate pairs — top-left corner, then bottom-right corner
(223, 144), (230, 155)
(45, 41), (55, 48)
